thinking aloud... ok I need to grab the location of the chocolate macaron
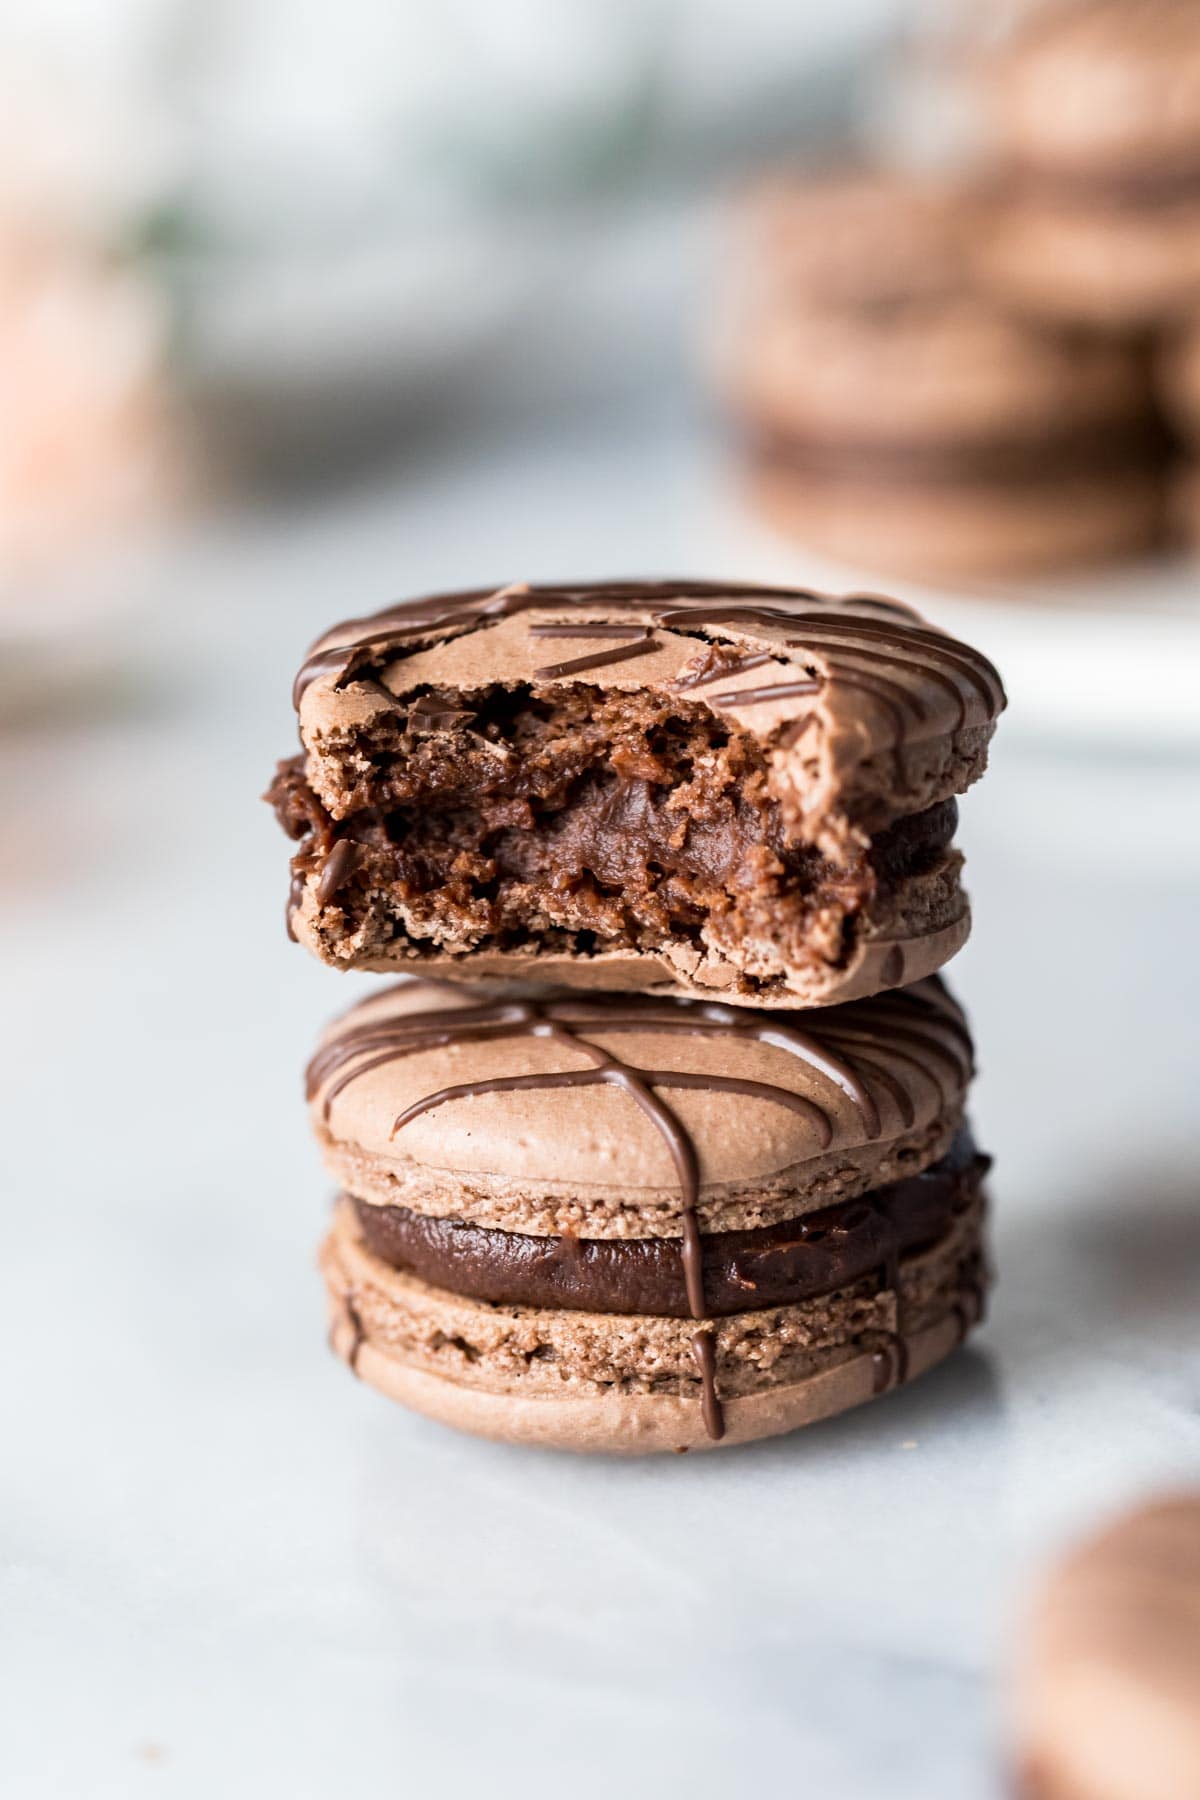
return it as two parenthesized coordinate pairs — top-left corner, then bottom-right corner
(268, 578), (1005, 1008)
(719, 172), (1166, 580)
(1016, 1495), (1200, 1800)
(979, 0), (1200, 326)
(313, 975), (990, 1453)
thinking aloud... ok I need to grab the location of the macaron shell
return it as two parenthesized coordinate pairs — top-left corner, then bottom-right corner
(320, 1192), (986, 1455)
(292, 857), (972, 1012)
(328, 1316), (965, 1456)
(308, 976), (973, 1232)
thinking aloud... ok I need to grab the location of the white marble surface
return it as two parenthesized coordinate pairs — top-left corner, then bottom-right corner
(3, 413), (1199, 1799)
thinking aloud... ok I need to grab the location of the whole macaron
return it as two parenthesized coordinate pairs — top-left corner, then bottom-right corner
(311, 976), (990, 1453)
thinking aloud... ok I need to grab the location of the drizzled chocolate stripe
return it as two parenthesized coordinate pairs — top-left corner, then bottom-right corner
(286, 871), (305, 942)
(527, 623), (651, 638)
(671, 651), (777, 692)
(532, 633), (658, 679)
(291, 581), (1005, 751)
(307, 982), (969, 1437)
(707, 677), (823, 707)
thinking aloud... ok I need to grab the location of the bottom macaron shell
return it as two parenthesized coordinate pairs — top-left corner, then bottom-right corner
(320, 1194), (987, 1454)
(321, 860), (971, 1011)
(749, 457), (1165, 583)
(366, 896), (972, 1014)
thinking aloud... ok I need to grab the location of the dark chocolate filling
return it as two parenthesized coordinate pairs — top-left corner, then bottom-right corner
(350, 1131), (987, 1319)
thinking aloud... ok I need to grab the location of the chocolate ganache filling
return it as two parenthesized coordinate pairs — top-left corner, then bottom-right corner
(351, 1130), (988, 1320)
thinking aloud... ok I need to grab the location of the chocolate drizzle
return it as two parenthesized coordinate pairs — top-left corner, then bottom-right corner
(950, 1253), (989, 1345)
(707, 677), (823, 708)
(871, 1333), (910, 1396)
(406, 694), (477, 730)
(286, 870), (305, 942)
(291, 581), (1006, 760)
(307, 980), (973, 1437)
(342, 1288), (365, 1375)
(671, 650), (777, 692)
(531, 629), (658, 679)
(691, 1330), (725, 1440)
(315, 838), (361, 908)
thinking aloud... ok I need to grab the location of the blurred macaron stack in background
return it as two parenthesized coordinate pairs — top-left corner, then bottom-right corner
(717, 0), (1200, 594)
(978, 0), (1200, 329)
(714, 170), (1167, 584)
(0, 49), (180, 722)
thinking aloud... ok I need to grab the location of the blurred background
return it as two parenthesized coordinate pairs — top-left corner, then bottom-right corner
(2, 4), (1199, 1798)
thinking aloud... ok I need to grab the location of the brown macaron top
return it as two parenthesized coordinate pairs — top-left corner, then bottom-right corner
(294, 578), (1005, 850)
(306, 975), (974, 1240)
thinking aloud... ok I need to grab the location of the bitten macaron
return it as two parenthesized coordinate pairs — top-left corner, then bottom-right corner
(312, 975), (990, 1454)
(268, 578), (1005, 1009)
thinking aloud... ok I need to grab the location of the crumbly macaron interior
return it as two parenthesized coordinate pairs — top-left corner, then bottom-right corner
(270, 682), (957, 973)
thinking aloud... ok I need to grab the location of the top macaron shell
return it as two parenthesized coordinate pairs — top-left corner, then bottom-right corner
(295, 581), (1005, 849)
(306, 977), (974, 1239)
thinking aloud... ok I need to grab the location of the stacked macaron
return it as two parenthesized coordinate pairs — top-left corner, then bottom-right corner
(717, 171), (1169, 583)
(718, 2), (1200, 583)
(269, 578), (1005, 1452)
